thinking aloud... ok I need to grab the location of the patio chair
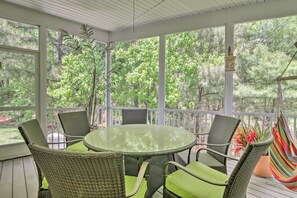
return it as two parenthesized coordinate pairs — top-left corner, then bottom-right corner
(187, 114), (240, 173)
(122, 108), (165, 196)
(58, 110), (92, 152)
(163, 133), (274, 198)
(18, 119), (53, 197)
(122, 108), (148, 125)
(28, 143), (149, 198)
(18, 119), (84, 197)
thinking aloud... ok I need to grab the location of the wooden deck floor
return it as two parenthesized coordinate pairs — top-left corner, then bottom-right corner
(1, 156), (297, 198)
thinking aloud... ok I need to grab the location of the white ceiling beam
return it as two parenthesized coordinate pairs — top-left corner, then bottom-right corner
(110, 0), (297, 42)
(0, 1), (109, 43)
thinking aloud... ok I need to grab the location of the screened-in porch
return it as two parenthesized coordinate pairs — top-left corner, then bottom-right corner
(1, 0), (297, 197)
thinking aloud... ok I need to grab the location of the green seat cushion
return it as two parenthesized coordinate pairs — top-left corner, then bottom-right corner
(125, 175), (147, 198)
(41, 177), (49, 189)
(165, 162), (228, 197)
(66, 141), (89, 152)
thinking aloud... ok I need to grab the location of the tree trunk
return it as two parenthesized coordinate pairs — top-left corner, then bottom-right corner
(57, 32), (63, 66)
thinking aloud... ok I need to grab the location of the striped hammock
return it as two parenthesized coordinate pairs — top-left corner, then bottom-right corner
(270, 113), (297, 191)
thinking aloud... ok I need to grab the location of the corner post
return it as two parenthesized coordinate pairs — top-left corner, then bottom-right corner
(106, 42), (112, 127)
(224, 23), (235, 116)
(38, 26), (47, 133)
(158, 34), (166, 124)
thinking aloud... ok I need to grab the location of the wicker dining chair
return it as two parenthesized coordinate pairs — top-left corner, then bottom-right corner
(28, 143), (149, 198)
(122, 108), (164, 196)
(58, 111), (92, 152)
(18, 119), (52, 198)
(163, 133), (274, 198)
(18, 119), (85, 198)
(122, 109), (148, 125)
(187, 114), (240, 173)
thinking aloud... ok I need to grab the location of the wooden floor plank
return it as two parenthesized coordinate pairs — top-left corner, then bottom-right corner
(248, 182), (285, 198)
(12, 158), (27, 198)
(0, 160), (13, 198)
(152, 190), (163, 198)
(23, 156), (38, 198)
(228, 159), (297, 197)
(245, 192), (260, 198)
(251, 177), (297, 197)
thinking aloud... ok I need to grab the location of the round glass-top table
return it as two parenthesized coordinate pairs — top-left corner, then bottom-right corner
(83, 124), (196, 156)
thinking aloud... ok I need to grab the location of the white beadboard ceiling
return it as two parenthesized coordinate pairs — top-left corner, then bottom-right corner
(4, 0), (269, 32)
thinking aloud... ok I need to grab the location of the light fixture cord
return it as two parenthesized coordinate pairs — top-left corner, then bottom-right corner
(277, 41), (297, 80)
(133, 0), (135, 32)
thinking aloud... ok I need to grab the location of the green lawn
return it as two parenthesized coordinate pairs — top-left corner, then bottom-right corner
(0, 128), (24, 145)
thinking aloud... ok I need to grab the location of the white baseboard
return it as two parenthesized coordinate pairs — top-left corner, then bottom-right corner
(0, 142), (30, 161)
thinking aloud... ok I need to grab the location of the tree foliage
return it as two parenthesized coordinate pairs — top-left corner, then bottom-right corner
(234, 17), (297, 113)
(1, 15), (297, 119)
(47, 25), (106, 123)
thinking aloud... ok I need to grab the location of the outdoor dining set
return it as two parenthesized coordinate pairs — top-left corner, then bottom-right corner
(18, 109), (273, 198)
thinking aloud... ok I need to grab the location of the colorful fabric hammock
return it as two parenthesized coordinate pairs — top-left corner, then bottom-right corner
(270, 113), (297, 191)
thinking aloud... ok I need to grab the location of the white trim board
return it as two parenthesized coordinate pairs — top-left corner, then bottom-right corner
(0, 143), (30, 161)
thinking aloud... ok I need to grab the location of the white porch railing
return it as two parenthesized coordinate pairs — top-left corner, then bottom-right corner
(46, 107), (297, 146)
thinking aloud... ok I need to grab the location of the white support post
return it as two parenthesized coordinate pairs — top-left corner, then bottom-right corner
(158, 34), (166, 125)
(224, 23), (234, 116)
(38, 26), (47, 133)
(106, 42), (112, 127)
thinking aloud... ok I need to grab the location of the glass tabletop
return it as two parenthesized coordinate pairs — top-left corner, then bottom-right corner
(83, 124), (196, 156)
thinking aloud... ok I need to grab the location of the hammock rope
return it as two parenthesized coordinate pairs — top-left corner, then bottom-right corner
(270, 42), (297, 190)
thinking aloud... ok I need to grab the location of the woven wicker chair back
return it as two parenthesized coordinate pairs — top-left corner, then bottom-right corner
(58, 111), (90, 145)
(28, 143), (126, 198)
(18, 119), (48, 148)
(122, 109), (148, 125)
(223, 134), (274, 198)
(18, 119), (49, 191)
(207, 115), (240, 164)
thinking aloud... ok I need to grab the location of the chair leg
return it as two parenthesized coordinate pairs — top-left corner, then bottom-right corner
(38, 190), (52, 198)
(187, 148), (191, 164)
(124, 156), (140, 176)
(147, 155), (172, 197)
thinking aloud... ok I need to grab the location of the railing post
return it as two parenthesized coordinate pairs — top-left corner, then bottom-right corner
(158, 34), (166, 125)
(38, 26), (47, 133)
(106, 42), (112, 127)
(224, 23), (234, 116)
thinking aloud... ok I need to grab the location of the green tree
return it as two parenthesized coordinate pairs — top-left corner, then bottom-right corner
(166, 28), (225, 110)
(47, 25), (106, 124)
(112, 38), (159, 108)
(234, 16), (297, 113)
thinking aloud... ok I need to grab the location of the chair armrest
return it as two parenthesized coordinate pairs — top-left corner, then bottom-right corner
(63, 134), (84, 138)
(47, 139), (82, 145)
(188, 142), (230, 163)
(189, 142), (229, 153)
(164, 161), (228, 186)
(196, 132), (210, 136)
(90, 125), (98, 129)
(196, 148), (239, 161)
(126, 161), (149, 197)
(197, 142), (230, 147)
